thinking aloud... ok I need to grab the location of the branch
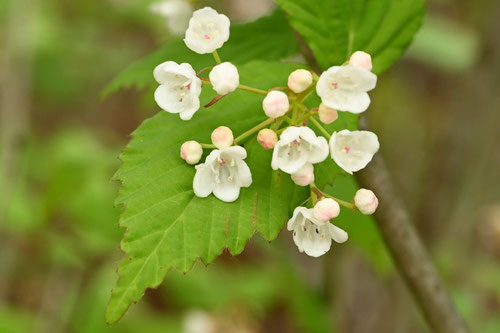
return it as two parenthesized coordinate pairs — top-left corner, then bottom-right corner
(356, 129), (469, 333)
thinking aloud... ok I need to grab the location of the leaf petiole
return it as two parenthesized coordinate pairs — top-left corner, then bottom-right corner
(212, 50), (222, 64)
(309, 116), (331, 139)
(234, 117), (275, 143)
(237, 84), (268, 96)
(312, 186), (356, 210)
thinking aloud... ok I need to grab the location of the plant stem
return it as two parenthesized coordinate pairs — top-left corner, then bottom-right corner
(234, 117), (275, 143)
(356, 127), (470, 333)
(237, 84), (268, 96)
(212, 50), (222, 64)
(200, 143), (216, 149)
(312, 187), (356, 210)
(309, 116), (331, 139)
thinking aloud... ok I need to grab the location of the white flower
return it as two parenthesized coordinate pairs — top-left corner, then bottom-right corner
(329, 130), (379, 174)
(184, 7), (230, 54)
(211, 126), (233, 149)
(150, 0), (193, 35)
(313, 198), (340, 222)
(193, 146), (252, 202)
(291, 163), (315, 186)
(272, 126), (329, 174)
(154, 61), (202, 120)
(209, 62), (239, 95)
(287, 206), (348, 257)
(287, 69), (313, 93)
(318, 103), (338, 124)
(354, 189), (379, 215)
(180, 140), (203, 165)
(316, 64), (377, 114)
(262, 91), (289, 118)
(349, 51), (373, 71)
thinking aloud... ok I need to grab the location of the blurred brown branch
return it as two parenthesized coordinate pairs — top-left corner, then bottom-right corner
(356, 123), (469, 333)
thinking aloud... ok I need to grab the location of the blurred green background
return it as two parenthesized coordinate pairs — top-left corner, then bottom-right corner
(1, 0), (499, 332)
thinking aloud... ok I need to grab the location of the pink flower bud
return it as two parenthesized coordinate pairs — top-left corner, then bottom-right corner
(318, 103), (338, 124)
(349, 51), (373, 71)
(257, 129), (278, 150)
(211, 126), (233, 149)
(291, 163), (314, 186)
(263, 91), (289, 118)
(180, 140), (203, 165)
(313, 198), (340, 223)
(354, 188), (378, 215)
(287, 69), (313, 93)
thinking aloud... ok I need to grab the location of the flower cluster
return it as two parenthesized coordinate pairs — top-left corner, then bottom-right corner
(155, 7), (380, 257)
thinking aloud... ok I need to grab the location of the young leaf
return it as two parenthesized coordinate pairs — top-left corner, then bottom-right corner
(102, 10), (299, 97)
(106, 61), (307, 324)
(275, 0), (425, 72)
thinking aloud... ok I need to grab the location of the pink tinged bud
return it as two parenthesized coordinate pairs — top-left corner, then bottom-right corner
(291, 163), (314, 186)
(180, 140), (203, 165)
(287, 69), (313, 93)
(349, 51), (373, 71)
(318, 103), (338, 124)
(211, 126), (234, 149)
(263, 91), (289, 118)
(257, 129), (278, 150)
(313, 198), (340, 223)
(354, 188), (378, 215)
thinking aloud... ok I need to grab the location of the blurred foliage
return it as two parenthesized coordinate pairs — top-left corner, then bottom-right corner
(407, 14), (480, 72)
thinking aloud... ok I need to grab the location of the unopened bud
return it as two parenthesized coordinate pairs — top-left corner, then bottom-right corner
(349, 51), (373, 71)
(263, 91), (289, 118)
(354, 188), (378, 215)
(180, 140), (203, 165)
(291, 163), (314, 186)
(318, 103), (338, 124)
(211, 126), (233, 149)
(209, 62), (239, 95)
(287, 69), (313, 93)
(257, 129), (278, 150)
(313, 198), (340, 223)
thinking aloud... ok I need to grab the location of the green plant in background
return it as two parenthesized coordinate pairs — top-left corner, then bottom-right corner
(105, 0), (425, 325)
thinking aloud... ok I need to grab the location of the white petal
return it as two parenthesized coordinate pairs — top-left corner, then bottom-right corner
(276, 145), (308, 174)
(154, 85), (180, 114)
(340, 64), (377, 92)
(204, 149), (221, 165)
(235, 160), (252, 187)
(302, 227), (332, 257)
(307, 136), (329, 164)
(271, 143), (283, 170)
(179, 99), (201, 120)
(287, 206), (307, 230)
(279, 126), (301, 145)
(327, 224), (348, 243)
(297, 126), (318, 145)
(193, 164), (215, 197)
(221, 146), (247, 159)
(331, 91), (371, 114)
(213, 181), (240, 202)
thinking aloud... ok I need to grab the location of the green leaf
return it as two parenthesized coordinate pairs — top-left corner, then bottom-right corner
(102, 10), (299, 97)
(275, 0), (425, 72)
(106, 61), (308, 324)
